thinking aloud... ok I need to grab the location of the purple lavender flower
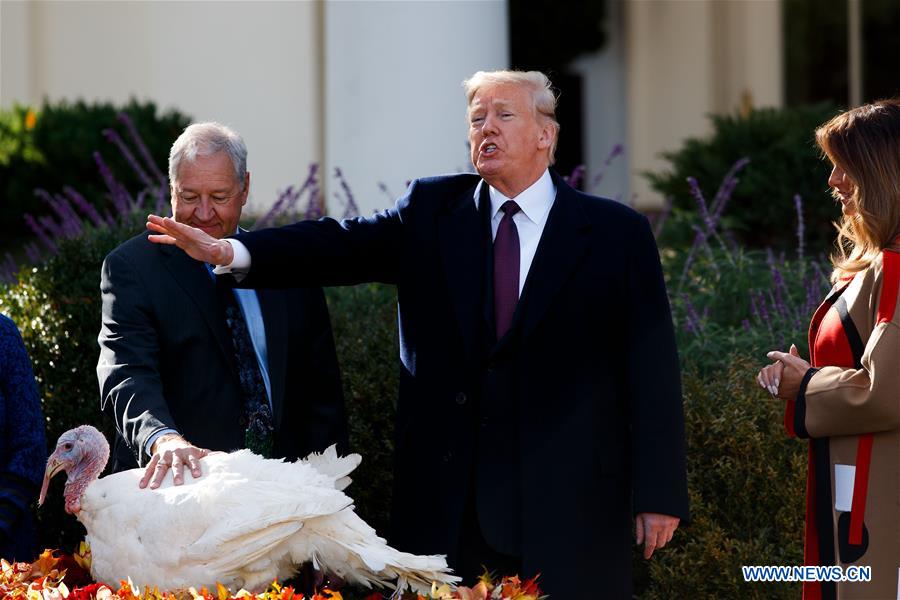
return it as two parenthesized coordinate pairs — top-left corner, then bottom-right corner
(565, 165), (585, 189)
(334, 167), (360, 219)
(24, 214), (57, 253)
(103, 128), (153, 188)
(750, 293), (760, 321)
(36, 189), (82, 238)
(756, 294), (773, 333)
(378, 182), (394, 204)
(680, 294), (704, 335)
(252, 163), (319, 229)
(254, 185), (296, 230)
(678, 225), (709, 292)
(794, 193), (805, 259)
(303, 186), (324, 220)
(38, 215), (64, 239)
(94, 151), (133, 215)
(709, 157), (749, 223)
(64, 187), (106, 228)
(604, 143), (624, 166)
(686, 176), (712, 231)
(652, 196), (674, 238)
(590, 143), (625, 190)
(155, 186), (167, 216)
(0, 253), (17, 283)
(24, 242), (41, 264)
(769, 263), (789, 319)
(117, 111), (167, 185)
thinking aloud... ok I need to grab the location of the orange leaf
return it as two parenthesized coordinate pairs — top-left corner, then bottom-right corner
(217, 582), (231, 600)
(29, 550), (60, 578)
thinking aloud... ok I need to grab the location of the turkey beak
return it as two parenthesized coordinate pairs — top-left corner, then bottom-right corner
(39, 456), (65, 506)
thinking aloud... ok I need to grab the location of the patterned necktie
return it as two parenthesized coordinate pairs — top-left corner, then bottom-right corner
(494, 200), (521, 340)
(215, 280), (274, 457)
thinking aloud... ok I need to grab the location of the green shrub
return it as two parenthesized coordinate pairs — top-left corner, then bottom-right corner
(665, 243), (831, 373)
(648, 103), (842, 251)
(0, 99), (189, 245)
(637, 357), (806, 599)
(324, 283), (397, 537)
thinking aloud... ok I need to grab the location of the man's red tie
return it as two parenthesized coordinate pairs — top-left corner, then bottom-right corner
(494, 200), (521, 339)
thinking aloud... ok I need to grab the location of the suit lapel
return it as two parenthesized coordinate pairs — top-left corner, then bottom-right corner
(256, 289), (288, 429)
(158, 243), (238, 375)
(515, 172), (591, 341)
(438, 182), (488, 363)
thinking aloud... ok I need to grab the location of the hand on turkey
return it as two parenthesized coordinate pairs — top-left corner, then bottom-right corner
(140, 434), (210, 489)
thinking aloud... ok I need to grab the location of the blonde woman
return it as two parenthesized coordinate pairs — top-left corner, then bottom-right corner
(758, 98), (900, 599)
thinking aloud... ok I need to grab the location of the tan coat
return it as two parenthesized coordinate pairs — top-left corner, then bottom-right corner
(786, 250), (900, 599)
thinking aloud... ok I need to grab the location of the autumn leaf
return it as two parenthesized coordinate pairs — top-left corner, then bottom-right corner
(456, 581), (489, 600)
(73, 541), (92, 572)
(28, 550), (59, 579)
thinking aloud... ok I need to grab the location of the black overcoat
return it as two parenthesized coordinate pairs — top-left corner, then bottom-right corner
(232, 172), (689, 598)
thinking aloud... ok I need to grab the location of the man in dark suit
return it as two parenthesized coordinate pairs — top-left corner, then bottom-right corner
(98, 122), (346, 490)
(147, 72), (688, 597)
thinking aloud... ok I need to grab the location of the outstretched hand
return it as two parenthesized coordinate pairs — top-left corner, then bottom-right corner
(139, 434), (211, 490)
(635, 512), (680, 559)
(146, 215), (234, 266)
(757, 344), (812, 400)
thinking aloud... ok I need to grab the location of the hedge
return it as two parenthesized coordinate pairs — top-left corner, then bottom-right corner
(647, 102), (842, 252)
(0, 99), (189, 243)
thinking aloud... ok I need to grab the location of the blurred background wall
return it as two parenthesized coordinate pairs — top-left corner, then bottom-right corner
(2, 0), (898, 214)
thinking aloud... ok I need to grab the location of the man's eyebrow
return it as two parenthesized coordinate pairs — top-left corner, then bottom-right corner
(490, 99), (516, 110)
(176, 186), (234, 194)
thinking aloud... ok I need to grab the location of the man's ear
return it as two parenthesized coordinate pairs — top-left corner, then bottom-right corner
(241, 172), (250, 206)
(537, 121), (554, 151)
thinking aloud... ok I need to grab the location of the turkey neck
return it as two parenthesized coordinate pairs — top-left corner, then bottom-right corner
(65, 443), (108, 513)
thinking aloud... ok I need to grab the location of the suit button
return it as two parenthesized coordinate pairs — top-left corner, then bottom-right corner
(443, 451), (453, 463)
(481, 417), (489, 427)
(455, 392), (467, 405)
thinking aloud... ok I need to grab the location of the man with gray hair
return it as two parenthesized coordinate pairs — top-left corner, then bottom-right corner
(98, 122), (347, 488)
(147, 72), (688, 597)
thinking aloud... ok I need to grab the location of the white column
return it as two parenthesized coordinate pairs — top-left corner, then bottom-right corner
(0, 0), (34, 107)
(570, 0), (629, 204)
(623, 0), (783, 209)
(324, 0), (508, 216)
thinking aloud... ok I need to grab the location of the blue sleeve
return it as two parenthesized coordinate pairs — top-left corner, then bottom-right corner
(0, 315), (47, 540)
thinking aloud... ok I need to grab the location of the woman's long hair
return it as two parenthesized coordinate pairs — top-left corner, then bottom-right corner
(815, 98), (900, 282)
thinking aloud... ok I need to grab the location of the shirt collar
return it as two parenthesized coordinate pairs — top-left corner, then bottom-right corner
(474, 169), (556, 226)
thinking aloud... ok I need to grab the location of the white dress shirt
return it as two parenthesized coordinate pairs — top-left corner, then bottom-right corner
(476, 169), (556, 297)
(219, 169), (558, 299)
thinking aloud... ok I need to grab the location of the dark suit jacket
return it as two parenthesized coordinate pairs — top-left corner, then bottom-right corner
(230, 172), (688, 598)
(97, 231), (347, 471)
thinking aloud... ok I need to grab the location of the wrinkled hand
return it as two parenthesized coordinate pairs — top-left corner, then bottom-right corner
(758, 344), (811, 400)
(139, 434), (210, 490)
(635, 512), (679, 559)
(146, 214), (234, 266)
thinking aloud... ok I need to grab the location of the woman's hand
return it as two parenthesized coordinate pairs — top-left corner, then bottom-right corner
(757, 344), (812, 400)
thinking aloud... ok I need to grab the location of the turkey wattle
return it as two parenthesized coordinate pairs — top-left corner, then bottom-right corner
(39, 425), (458, 593)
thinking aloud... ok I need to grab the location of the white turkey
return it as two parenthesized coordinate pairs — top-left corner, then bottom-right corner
(38, 425), (459, 593)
